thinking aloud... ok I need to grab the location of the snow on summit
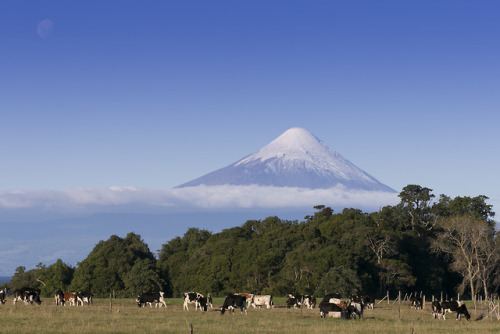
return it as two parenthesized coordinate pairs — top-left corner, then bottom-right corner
(177, 128), (396, 192)
(236, 127), (334, 166)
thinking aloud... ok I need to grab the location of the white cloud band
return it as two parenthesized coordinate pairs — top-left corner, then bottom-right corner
(0, 185), (398, 214)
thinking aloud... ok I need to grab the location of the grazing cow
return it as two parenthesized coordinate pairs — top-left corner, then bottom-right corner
(410, 296), (423, 310)
(431, 300), (442, 319)
(136, 292), (166, 308)
(55, 290), (65, 306)
(13, 288), (42, 305)
(221, 294), (247, 315)
(251, 295), (273, 309)
(77, 292), (93, 306)
(183, 292), (206, 311)
(286, 294), (316, 309)
(235, 293), (254, 308)
(440, 300), (470, 321)
(319, 300), (350, 319)
(0, 289), (6, 304)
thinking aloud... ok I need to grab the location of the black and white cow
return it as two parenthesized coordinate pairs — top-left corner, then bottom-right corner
(0, 288), (6, 304)
(286, 294), (316, 309)
(431, 300), (442, 319)
(235, 293), (253, 308)
(348, 301), (364, 319)
(77, 292), (93, 306)
(136, 291), (166, 308)
(319, 300), (349, 319)
(251, 295), (273, 309)
(351, 295), (374, 309)
(410, 296), (423, 310)
(13, 288), (42, 305)
(55, 290), (65, 306)
(440, 301), (471, 321)
(183, 292), (207, 311)
(220, 294), (247, 315)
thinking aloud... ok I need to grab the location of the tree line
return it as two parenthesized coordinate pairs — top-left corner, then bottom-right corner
(2, 185), (499, 300)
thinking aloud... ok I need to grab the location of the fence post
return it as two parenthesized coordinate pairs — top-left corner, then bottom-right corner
(109, 293), (112, 312)
(398, 291), (401, 320)
(387, 291), (390, 305)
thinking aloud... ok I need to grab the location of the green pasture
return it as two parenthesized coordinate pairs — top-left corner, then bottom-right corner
(0, 298), (498, 333)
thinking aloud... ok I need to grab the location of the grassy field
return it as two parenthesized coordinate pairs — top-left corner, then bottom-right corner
(0, 297), (499, 333)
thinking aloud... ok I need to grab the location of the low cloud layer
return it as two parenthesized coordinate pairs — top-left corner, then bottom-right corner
(0, 185), (399, 216)
(0, 185), (399, 276)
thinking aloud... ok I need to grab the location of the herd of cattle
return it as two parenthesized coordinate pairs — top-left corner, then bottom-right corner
(0, 287), (472, 321)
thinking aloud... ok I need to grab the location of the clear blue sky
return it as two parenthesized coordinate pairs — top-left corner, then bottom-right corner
(1, 1), (499, 214)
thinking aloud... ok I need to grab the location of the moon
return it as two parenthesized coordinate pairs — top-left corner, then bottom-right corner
(37, 19), (55, 38)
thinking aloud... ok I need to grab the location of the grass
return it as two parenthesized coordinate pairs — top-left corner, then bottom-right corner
(0, 298), (498, 333)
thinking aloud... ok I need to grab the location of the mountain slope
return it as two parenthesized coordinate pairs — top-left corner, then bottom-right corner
(177, 128), (395, 192)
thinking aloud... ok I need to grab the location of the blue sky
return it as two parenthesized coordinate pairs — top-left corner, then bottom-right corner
(1, 1), (499, 216)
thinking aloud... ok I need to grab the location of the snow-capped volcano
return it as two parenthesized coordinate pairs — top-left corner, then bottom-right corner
(177, 127), (395, 192)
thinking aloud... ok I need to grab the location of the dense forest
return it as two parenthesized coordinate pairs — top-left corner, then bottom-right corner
(3, 185), (499, 301)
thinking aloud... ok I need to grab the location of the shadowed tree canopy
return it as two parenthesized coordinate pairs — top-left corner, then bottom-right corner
(70, 233), (157, 297)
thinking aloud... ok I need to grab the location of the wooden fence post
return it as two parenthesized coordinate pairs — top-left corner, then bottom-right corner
(398, 291), (401, 320)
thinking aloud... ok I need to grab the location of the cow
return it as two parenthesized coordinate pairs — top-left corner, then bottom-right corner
(351, 295), (375, 309)
(136, 291), (166, 308)
(440, 300), (471, 321)
(251, 295), (273, 309)
(13, 288), (42, 305)
(55, 290), (65, 306)
(363, 295), (375, 309)
(196, 296), (209, 311)
(319, 300), (350, 319)
(286, 294), (316, 309)
(431, 300), (442, 319)
(0, 289), (6, 304)
(63, 292), (78, 306)
(221, 294), (247, 315)
(183, 292), (206, 311)
(77, 292), (93, 306)
(235, 293), (254, 308)
(410, 296), (423, 310)
(349, 301), (364, 319)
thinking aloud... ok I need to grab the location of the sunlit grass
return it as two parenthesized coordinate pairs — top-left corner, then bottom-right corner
(0, 298), (498, 333)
